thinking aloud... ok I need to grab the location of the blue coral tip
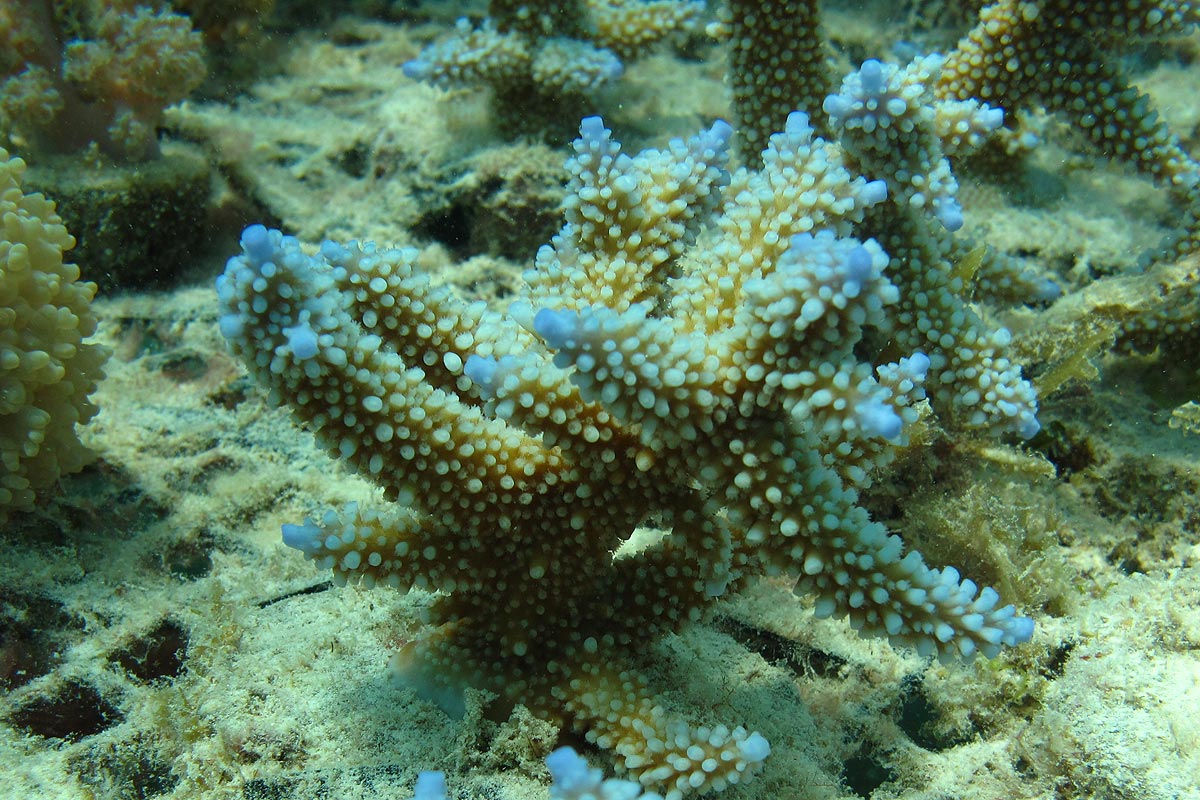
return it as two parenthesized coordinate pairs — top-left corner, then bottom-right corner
(281, 520), (323, 554)
(546, 747), (589, 790)
(1006, 615), (1036, 645)
(784, 110), (812, 135)
(464, 354), (499, 392)
(822, 93), (850, 118)
(241, 224), (274, 263)
(708, 118), (734, 146)
(579, 116), (608, 141)
(739, 732), (771, 762)
(936, 198), (965, 232)
(859, 59), (886, 91)
(282, 322), (319, 360)
(402, 60), (429, 80)
(412, 771), (447, 800)
(533, 308), (580, 348)
(1038, 279), (1062, 302)
(862, 179), (888, 205)
(907, 351), (931, 379)
(856, 399), (903, 441)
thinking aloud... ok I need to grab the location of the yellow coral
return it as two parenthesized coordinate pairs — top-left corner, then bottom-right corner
(0, 147), (109, 521)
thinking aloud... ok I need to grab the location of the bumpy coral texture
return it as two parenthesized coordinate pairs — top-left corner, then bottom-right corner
(723, 0), (831, 162)
(725, 0), (1200, 348)
(929, 0), (1200, 357)
(825, 56), (1043, 437)
(0, 1), (205, 161)
(218, 114), (1035, 798)
(0, 148), (108, 522)
(936, 0), (1200, 191)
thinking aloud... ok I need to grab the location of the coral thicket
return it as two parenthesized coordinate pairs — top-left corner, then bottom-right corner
(403, 0), (703, 137)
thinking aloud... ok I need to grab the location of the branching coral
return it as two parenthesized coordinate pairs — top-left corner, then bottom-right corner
(825, 56), (1042, 436)
(722, 0), (832, 162)
(217, 111), (1035, 797)
(935, 0), (1200, 192)
(929, 1), (1200, 361)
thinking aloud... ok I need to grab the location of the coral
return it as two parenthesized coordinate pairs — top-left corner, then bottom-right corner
(935, 0), (1200, 192)
(893, 0), (1200, 365)
(720, 1), (1059, 313)
(403, 0), (702, 137)
(721, 0), (1200, 358)
(411, 746), (666, 799)
(0, 0), (205, 162)
(826, 57), (987, 233)
(217, 112), (1035, 798)
(721, 0), (832, 162)
(586, 0), (706, 61)
(0, 147), (109, 522)
(825, 56), (1041, 437)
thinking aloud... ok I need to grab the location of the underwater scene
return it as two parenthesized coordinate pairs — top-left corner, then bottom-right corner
(3, 1), (1200, 798)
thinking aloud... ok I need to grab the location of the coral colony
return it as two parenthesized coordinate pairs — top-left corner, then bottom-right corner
(218, 107), (1034, 797)
(0, 148), (108, 523)
(0, 1), (204, 161)
(217, 0), (1200, 797)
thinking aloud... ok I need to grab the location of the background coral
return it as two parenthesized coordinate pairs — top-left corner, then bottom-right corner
(0, 0), (205, 161)
(403, 0), (703, 139)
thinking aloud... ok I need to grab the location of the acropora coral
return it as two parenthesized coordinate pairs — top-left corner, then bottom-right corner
(217, 107), (1035, 797)
(403, 0), (703, 136)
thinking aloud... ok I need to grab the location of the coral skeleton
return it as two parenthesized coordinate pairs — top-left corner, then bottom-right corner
(217, 113), (1035, 797)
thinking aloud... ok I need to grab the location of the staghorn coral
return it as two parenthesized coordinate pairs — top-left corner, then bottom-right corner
(931, 1), (1200, 366)
(0, 0), (205, 162)
(824, 56), (1043, 437)
(403, 0), (703, 138)
(722, 0), (1060, 311)
(0, 147), (109, 523)
(217, 112), (1035, 798)
(935, 0), (1200, 193)
(721, 0), (833, 163)
(935, 0), (1200, 330)
(722, 0), (1200, 352)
